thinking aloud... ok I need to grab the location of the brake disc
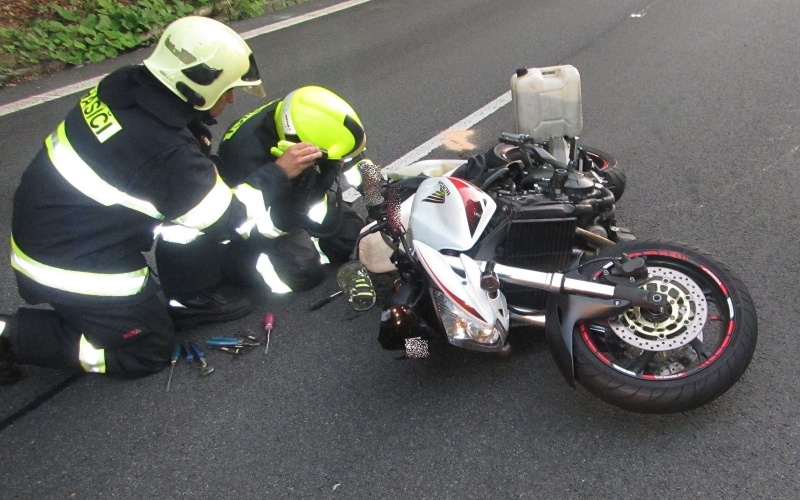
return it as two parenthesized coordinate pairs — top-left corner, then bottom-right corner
(608, 266), (707, 351)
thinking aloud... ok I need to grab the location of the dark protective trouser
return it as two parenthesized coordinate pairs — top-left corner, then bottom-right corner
(6, 294), (174, 377)
(155, 204), (365, 296)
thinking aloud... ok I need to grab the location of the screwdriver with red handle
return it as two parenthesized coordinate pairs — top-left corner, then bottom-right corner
(263, 312), (274, 355)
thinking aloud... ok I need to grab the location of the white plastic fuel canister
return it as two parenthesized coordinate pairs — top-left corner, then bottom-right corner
(510, 65), (583, 141)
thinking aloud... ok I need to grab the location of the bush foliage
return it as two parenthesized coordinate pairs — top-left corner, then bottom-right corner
(0, 0), (305, 85)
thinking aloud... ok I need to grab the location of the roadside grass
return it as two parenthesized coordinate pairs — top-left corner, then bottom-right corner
(0, 0), (309, 87)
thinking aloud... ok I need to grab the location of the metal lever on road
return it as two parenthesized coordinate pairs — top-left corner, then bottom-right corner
(309, 290), (343, 311)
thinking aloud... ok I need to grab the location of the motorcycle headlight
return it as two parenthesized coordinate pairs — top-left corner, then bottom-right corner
(431, 290), (507, 351)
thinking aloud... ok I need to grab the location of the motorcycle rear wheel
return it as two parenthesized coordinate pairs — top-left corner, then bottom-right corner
(572, 240), (757, 413)
(578, 145), (626, 201)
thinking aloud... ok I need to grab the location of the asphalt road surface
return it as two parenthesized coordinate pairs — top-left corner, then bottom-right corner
(1, 0), (799, 497)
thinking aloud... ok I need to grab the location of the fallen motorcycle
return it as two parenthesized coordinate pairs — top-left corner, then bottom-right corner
(332, 65), (757, 413)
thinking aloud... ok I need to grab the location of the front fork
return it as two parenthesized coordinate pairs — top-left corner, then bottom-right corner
(544, 293), (630, 386)
(440, 254), (665, 384)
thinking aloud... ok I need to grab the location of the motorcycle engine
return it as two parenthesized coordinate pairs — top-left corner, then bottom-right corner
(476, 163), (615, 310)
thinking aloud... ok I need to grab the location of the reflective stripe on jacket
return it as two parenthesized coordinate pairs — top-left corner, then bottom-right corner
(11, 67), (244, 305)
(232, 183), (288, 239)
(10, 236), (148, 297)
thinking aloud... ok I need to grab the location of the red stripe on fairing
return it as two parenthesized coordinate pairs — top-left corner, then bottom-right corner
(417, 249), (486, 323)
(448, 177), (484, 236)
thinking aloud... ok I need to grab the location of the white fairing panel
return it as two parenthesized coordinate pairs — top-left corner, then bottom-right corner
(413, 240), (505, 328)
(409, 177), (496, 251)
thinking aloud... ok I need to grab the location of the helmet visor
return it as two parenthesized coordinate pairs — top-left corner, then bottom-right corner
(240, 54), (266, 97)
(324, 115), (366, 160)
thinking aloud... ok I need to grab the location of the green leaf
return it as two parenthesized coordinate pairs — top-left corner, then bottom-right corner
(49, 3), (79, 22)
(87, 51), (107, 63)
(99, 45), (117, 57)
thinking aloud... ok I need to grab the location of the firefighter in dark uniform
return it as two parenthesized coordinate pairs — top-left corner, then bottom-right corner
(155, 86), (367, 296)
(0, 17), (322, 383)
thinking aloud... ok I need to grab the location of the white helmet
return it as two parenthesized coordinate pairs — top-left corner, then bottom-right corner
(143, 16), (266, 111)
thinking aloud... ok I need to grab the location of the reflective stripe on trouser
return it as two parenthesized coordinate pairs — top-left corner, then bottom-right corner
(79, 335), (106, 373)
(10, 236), (148, 296)
(10, 300), (173, 377)
(255, 253), (293, 293)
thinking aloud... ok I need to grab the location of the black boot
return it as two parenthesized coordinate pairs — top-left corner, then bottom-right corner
(0, 314), (22, 385)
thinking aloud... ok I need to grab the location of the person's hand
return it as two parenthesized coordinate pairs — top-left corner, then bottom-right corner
(275, 142), (323, 179)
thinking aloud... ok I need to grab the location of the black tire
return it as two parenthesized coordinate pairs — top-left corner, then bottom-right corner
(572, 240), (757, 413)
(485, 143), (626, 201)
(484, 142), (525, 168)
(577, 145), (626, 202)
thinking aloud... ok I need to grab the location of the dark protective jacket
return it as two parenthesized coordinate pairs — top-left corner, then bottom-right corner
(217, 101), (343, 236)
(11, 65), (246, 306)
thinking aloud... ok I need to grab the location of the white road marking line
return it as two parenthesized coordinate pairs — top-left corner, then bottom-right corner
(384, 91), (512, 172)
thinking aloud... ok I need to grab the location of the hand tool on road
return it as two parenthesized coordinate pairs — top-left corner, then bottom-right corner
(216, 346), (245, 355)
(165, 343), (181, 392)
(186, 342), (214, 377)
(309, 290), (343, 311)
(183, 344), (194, 363)
(206, 336), (260, 348)
(263, 312), (275, 355)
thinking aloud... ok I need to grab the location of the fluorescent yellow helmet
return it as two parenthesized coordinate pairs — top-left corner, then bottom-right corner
(143, 16), (266, 111)
(275, 86), (366, 160)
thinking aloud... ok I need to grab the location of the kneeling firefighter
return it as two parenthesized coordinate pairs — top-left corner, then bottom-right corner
(154, 85), (367, 298)
(0, 16), (267, 383)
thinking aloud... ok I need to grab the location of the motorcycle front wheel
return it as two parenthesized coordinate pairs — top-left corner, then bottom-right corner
(572, 240), (757, 413)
